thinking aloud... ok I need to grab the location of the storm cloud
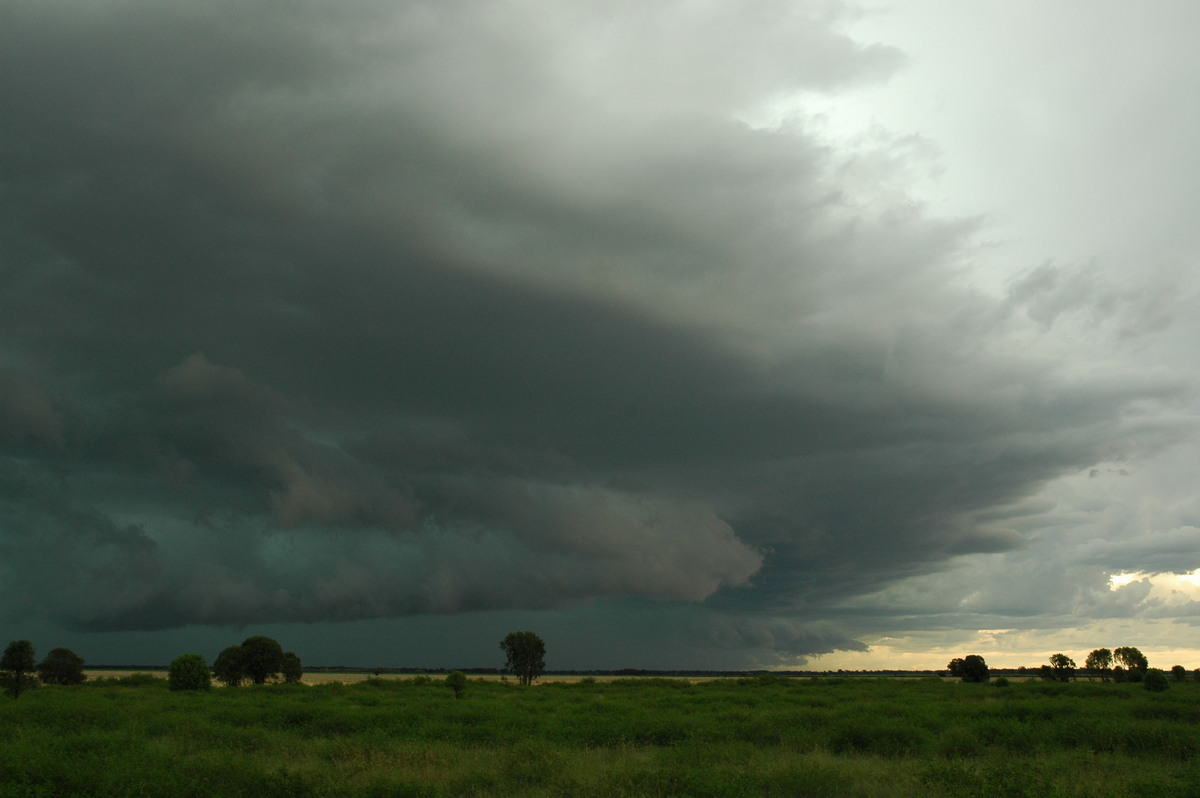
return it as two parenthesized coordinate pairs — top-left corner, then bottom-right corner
(2, 0), (1196, 668)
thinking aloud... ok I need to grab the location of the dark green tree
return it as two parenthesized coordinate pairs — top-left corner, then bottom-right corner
(240, 636), (284, 685)
(1113, 646), (1148, 676)
(947, 654), (989, 682)
(168, 653), (211, 691)
(1047, 653), (1076, 682)
(445, 670), (467, 699)
(1170, 665), (1187, 682)
(1, 640), (37, 698)
(212, 645), (246, 687)
(500, 631), (546, 686)
(1143, 668), (1169, 692)
(281, 651), (303, 685)
(37, 647), (86, 686)
(1084, 648), (1112, 680)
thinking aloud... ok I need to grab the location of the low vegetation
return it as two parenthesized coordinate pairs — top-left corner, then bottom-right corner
(3, 674), (1199, 796)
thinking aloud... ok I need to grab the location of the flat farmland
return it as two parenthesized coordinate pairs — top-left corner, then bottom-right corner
(4, 675), (1198, 796)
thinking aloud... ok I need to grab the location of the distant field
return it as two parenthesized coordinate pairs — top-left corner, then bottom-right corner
(82, 670), (741, 685)
(7, 675), (1198, 796)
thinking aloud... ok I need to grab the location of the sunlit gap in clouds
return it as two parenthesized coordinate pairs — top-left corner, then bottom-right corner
(1109, 570), (1200, 601)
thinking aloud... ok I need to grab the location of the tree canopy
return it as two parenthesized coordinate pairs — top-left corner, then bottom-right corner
(1, 640), (37, 699)
(1084, 648), (1113, 679)
(213, 645), (247, 687)
(1113, 646), (1148, 673)
(1045, 653), (1076, 682)
(240, 636), (284, 685)
(500, 631), (546, 686)
(37, 647), (86, 686)
(947, 655), (989, 683)
(281, 651), (303, 685)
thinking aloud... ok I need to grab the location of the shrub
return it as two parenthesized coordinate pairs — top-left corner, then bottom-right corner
(1143, 668), (1169, 692)
(993, 676), (1010, 687)
(446, 671), (467, 699)
(168, 653), (212, 691)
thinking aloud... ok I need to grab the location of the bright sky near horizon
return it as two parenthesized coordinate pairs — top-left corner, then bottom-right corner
(2, 1), (1199, 672)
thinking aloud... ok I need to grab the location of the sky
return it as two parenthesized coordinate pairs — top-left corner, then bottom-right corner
(2, 0), (1198, 672)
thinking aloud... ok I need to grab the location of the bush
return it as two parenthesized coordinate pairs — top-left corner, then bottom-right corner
(1143, 668), (1169, 692)
(168, 653), (212, 691)
(446, 671), (467, 699)
(993, 676), (1010, 687)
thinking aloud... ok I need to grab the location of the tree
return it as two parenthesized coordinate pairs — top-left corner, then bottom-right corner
(168, 653), (211, 691)
(1047, 653), (1076, 682)
(1084, 648), (1113, 680)
(500, 631), (546, 686)
(1143, 668), (1169, 692)
(239, 636), (284, 685)
(212, 645), (246, 687)
(1171, 665), (1187, 682)
(281, 651), (303, 685)
(947, 654), (989, 682)
(37, 647), (86, 686)
(1113, 646), (1148, 675)
(1, 640), (37, 699)
(445, 670), (467, 699)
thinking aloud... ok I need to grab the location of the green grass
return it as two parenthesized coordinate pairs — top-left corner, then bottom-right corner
(2, 676), (1199, 796)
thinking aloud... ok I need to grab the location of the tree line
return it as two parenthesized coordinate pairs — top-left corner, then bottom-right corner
(947, 646), (1195, 692)
(3, 630), (548, 697)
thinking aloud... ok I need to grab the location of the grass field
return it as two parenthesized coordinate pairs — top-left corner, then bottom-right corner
(3, 674), (1199, 797)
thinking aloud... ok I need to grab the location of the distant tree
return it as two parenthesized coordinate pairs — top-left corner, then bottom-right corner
(1143, 668), (1169, 692)
(1171, 665), (1187, 682)
(240, 636), (284, 685)
(281, 652), (303, 685)
(168, 653), (211, 691)
(1047, 653), (1076, 682)
(37, 647), (86, 686)
(500, 631), (546, 686)
(212, 645), (246, 687)
(1113, 646), (1148, 677)
(1084, 648), (1113, 681)
(947, 654), (989, 682)
(1, 640), (38, 699)
(445, 670), (467, 699)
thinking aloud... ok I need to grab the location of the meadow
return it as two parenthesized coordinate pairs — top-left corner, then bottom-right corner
(2, 674), (1198, 797)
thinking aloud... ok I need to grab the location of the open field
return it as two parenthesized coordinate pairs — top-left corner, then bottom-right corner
(82, 670), (756, 685)
(5, 675), (1199, 796)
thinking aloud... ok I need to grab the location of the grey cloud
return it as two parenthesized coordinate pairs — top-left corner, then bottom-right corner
(0, 369), (64, 446)
(1075, 526), (1200, 575)
(1, 0), (1195, 666)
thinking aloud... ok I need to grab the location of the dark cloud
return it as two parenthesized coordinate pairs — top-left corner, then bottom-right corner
(1, 0), (1193, 667)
